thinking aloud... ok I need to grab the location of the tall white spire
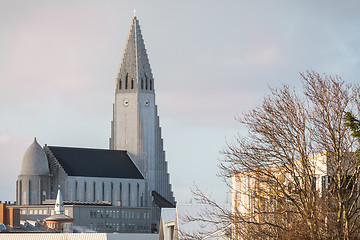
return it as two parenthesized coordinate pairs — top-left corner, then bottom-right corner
(55, 186), (64, 214)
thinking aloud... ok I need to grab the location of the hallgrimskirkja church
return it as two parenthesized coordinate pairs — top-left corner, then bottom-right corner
(15, 16), (175, 233)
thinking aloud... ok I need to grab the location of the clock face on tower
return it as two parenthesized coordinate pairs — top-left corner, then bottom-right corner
(123, 99), (129, 107)
(145, 99), (150, 107)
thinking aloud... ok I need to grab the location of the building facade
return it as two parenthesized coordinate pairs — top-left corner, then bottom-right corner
(231, 152), (359, 239)
(0, 203), (20, 228)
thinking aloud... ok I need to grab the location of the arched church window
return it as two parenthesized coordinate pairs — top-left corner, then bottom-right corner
(141, 79), (144, 89)
(19, 180), (22, 205)
(111, 182), (114, 204)
(150, 79), (153, 90)
(84, 182), (87, 202)
(125, 73), (129, 89)
(141, 193), (143, 207)
(120, 183), (122, 206)
(128, 183), (131, 207)
(102, 182), (105, 201)
(119, 79), (122, 89)
(28, 180), (31, 205)
(137, 184), (140, 207)
(93, 182), (96, 202)
(75, 181), (78, 201)
(131, 79), (134, 89)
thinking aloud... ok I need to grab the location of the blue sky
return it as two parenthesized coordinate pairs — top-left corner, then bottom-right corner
(1, 0), (360, 203)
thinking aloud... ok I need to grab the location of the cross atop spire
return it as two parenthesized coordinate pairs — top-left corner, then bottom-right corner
(133, 9), (137, 18)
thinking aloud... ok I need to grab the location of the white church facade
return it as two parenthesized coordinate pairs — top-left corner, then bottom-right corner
(15, 16), (175, 233)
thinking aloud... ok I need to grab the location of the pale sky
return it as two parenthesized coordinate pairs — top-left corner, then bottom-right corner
(1, 0), (360, 203)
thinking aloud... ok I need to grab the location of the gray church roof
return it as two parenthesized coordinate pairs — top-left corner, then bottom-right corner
(46, 146), (144, 179)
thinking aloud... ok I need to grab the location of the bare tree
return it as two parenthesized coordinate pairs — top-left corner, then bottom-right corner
(179, 186), (232, 240)
(186, 72), (360, 240)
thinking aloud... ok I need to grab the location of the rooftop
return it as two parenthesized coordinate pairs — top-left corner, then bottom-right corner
(45, 146), (144, 179)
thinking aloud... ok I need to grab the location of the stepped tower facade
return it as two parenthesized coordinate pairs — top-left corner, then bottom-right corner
(109, 17), (175, 209)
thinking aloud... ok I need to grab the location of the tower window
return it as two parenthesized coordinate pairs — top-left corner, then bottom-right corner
(125, 73), (129, 89)
(119, 79), (122, 89)
(131, 79), (134, 89)
(145, 75), (148, 90)
(150, 79), (153, 90)
(141, 79), (144, 89)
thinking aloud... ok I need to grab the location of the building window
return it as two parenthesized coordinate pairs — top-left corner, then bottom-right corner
(28, 180), (31, 205)
(102, 182), (105, 201)
(145, 74), (148, 90)
(84, 181), (87, 202)
(128, 183), (131, 207)
(119, 79), (122, 89)
(141, 193), (143, 207)
(93, 182), (96, 201)
(150, 79), (153, 90)
(75, 181), (78, 201)
(19, 180), (22, 205)
(141, 79), (144, 89)
(111, 182), (114, 204)
(120, 183), (122, 206)
(125, 73), (129, 89)
(137, 184), (140, 207)
(131, 79), (134, 89)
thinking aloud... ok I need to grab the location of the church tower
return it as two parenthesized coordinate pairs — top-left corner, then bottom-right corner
(110, 16), (175, 210)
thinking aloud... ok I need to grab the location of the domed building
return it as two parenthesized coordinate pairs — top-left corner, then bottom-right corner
(16, 138), (51, 205)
